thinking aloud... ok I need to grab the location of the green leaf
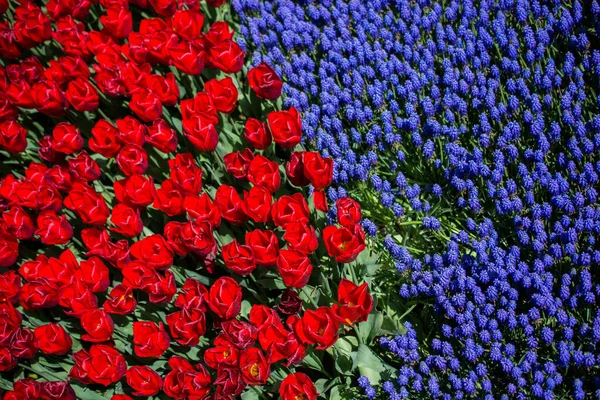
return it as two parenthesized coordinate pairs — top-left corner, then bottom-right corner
(379, 300), (412, 336)
(241, 386), (264, 400)
(240, 299), (252, 318)
(381, 315), (408, 336)
(71, 382), (112, 400)
(20, 361), (67, 382)
(355, 344), (395, 385)
(318, 270), (333, 298)
(343, 250), (382, 286)
(298, 285), (321, 308)
(255, 278), (287, 290)
(0, 373), (15, 390)
(301, 349), (326, 372)
(335, 335), (358, 351)
(329, 385), (343, 400)
(365, 259), (383, 276)
(330, 337), (358, 376)
(314, 378), (330, 395)
(355, 312), (384, 344)
(171, 264), (211, 286)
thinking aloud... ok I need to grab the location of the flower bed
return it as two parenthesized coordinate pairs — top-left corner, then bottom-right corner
(0, 0), (379, 399)
(234, 0), (600, 398)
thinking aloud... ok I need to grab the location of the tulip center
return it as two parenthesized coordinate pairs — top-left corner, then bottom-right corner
(317, 327), (325, 335)
(296, 395), (308, 400)
(338, 241), (349, 250)
(249, 363), (259, 377)
(223, 350), (230, 357)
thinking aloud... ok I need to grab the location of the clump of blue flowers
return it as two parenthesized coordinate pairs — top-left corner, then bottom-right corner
(233, 0), (600, 397)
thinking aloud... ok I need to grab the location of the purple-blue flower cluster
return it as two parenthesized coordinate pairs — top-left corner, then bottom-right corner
(233, 0), (600, 397)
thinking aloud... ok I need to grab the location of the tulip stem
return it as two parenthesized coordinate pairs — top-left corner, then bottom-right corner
(96, 107), (114, 124)
(397, 304), (418, 322)
(301, 286), (319, 309)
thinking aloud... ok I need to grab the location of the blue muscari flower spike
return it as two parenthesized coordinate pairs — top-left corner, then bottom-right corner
(362, 218), (378, 237)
